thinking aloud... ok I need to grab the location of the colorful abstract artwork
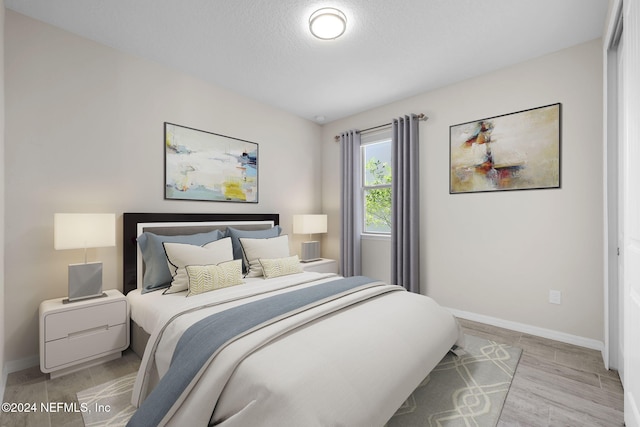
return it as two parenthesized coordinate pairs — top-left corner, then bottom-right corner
(450, 103), (561, 194)
(165, 123), (258, 203)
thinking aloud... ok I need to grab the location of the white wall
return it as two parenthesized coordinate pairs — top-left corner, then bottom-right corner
(322, 39), (605, 344)
(4, 11), (322, 365)
(1, 0), (7, 397)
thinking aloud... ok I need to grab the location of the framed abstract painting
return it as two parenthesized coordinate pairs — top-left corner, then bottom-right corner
(449, 103), (561, 194)
(164, 123), (258, 203)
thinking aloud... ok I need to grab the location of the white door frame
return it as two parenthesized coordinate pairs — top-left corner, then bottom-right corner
(622, 0), (640, 422)
(605, 1), (640, 425)
(603, 0), (623, 373)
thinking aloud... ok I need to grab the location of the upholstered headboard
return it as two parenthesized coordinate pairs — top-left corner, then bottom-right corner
(122, 213), (280, 295)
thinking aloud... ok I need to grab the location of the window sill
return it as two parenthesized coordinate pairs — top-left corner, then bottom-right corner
(361, 233), (391, 241)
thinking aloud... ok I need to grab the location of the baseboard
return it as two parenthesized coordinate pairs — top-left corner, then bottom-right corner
(4, 354), (40, 376)
(447, 307), (604, 352)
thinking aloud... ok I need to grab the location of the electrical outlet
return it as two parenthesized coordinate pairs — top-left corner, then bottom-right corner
(549, 290), (562, 304)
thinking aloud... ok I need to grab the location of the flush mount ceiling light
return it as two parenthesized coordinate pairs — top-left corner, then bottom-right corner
(309, 8), (347, 40)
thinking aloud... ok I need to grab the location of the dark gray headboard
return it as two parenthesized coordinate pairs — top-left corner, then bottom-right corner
(122, 213), (280, 295)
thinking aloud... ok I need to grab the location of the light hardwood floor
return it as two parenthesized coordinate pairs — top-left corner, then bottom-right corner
(0, 319), (624, 426)
(458, 318), (624, 426)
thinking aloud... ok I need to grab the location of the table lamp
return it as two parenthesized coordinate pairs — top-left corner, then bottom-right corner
(54, 213), (116, 302)
(293, 214), (327, 262)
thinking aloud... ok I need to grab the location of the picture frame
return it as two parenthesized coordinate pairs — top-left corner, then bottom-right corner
(449, 103), (561, 194)
(164, 122), (259, 203)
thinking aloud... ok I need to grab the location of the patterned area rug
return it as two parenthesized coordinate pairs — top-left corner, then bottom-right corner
(77, 334), (520, 427)
(76, 372), (136, 426)
(386, 334), (522, 427)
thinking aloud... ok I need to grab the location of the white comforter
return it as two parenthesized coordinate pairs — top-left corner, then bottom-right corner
(130, 272), (461, 427)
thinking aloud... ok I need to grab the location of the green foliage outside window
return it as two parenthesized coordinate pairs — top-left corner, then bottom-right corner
(365, 158), (392, 232)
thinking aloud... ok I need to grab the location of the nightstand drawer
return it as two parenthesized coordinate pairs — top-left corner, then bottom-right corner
(39, 289), (130, 377)
(44, 323), (127, 370)
(44, 300), (127, 341)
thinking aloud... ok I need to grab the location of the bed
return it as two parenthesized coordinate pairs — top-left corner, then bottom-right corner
(122, 212), (462, 427)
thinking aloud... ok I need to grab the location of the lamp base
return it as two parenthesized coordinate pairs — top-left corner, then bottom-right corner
(68, 262), (104, 302)
(63, 292), (108, 304)
(300, 241), (321, 263)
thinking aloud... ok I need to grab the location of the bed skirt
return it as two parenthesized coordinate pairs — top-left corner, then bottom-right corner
(131, 321), (150, 359)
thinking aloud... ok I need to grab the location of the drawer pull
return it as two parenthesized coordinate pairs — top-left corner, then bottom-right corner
(68, 325), (109, 339)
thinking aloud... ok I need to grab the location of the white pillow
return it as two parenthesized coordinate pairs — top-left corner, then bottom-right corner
(163, 237), (234, 294)
(239, 235), (290, 277)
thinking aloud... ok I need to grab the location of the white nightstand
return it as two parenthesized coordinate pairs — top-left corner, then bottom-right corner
(301, 258), (338, 274)
(39, 289), (130, 378)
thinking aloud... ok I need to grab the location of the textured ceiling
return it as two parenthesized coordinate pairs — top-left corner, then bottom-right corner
(5, 0), (609, 123)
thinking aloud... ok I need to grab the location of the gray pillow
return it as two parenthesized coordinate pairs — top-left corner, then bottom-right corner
(137, 229), (223, 293)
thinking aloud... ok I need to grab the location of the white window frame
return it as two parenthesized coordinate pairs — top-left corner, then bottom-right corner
(361, 128), (392, 236)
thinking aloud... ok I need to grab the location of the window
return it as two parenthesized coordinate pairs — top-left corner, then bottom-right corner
(362, 132), (392, 234)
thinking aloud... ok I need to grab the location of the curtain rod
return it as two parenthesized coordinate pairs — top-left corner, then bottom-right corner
(333, 113), (428, 142)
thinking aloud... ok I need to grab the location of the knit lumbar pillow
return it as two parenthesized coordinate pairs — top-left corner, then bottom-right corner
(186, 259), (243, 296)
(259, 255), (303, 279)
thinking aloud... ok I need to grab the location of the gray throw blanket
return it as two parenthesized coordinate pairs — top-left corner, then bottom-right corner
(127, 275), (376, 427)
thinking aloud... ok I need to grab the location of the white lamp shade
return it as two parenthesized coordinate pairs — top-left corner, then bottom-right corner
(54, 213), (116, 250)
(293, 214), (328, 235)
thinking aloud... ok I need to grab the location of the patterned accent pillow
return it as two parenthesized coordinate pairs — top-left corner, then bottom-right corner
(186, 259), (243, 297)
(259, 255), (303, 279)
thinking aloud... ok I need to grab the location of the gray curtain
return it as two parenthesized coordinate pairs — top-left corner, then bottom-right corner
(391, 115), (420, 293)
(340, 130), (362, 277)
